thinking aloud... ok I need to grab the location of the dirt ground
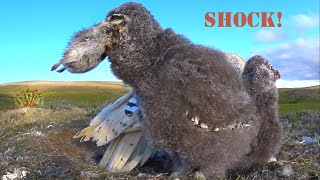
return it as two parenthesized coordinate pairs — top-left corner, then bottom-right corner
(0, 108), (319, 180)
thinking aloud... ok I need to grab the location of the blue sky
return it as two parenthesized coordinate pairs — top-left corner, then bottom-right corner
(0, 0), (319, 87)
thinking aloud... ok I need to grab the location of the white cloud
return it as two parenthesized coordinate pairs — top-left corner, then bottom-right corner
(253, 13), (319, 44)
(276, 80), (319, 88)
(292, 14), (319, 29)
(254, 30), (285, 43)
(253, 37), (319, 80)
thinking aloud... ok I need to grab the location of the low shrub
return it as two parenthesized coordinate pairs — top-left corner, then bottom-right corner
(14, 88), (42, 108)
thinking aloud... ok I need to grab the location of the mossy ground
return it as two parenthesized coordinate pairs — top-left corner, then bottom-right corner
(0, 82), (319, 179)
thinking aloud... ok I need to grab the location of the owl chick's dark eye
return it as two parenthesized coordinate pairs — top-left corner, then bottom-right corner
(104, 28), (112, 34)
(264, 61), (273, 70)
(109, 14), (126, 25)
(264, 60), (280, 79)
(110, 14), (125, 21)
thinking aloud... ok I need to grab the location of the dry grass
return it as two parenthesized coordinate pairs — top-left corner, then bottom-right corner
(0, 107), (319, 180)
(0, 81), (129, 111)
(0, 81), (124, 88)
(0, 82), (319, 179)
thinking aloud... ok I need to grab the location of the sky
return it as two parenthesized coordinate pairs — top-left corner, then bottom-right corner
(0, 0), (319, 88)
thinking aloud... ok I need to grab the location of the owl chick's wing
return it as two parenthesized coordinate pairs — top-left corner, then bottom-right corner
(74, 90), (155, 172)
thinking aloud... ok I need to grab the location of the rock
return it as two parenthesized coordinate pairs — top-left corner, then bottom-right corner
(268, 156), (277, 163)
(302, 136), (313, 143)
(193, 172), (206, 180)
(16, 156), (24, 161)
(2, 168), (28, 180)
(0, 153), (3, 163)
(80, 171), (98, 178)
(3, 147), (15, 162)
(138, 173), (146, 177)
(4, 147), (15, 157)
(44, 166), (54, 174)
(47, 124), (54, 128)
(282, 165), (294, 176)
(23, 130), (44, 137)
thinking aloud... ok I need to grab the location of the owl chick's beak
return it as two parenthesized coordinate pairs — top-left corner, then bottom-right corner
(51, 59), (66, 73)
(51, 21), (115, 73)
(273, 69), (281, 80)
(264, 59), (281, 80)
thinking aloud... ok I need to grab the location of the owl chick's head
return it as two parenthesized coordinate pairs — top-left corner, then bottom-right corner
(242, 55), (280, 93)
(52, 2), (162, 79)
(51, 22), (119, 73)
(104, 3), (163, 82)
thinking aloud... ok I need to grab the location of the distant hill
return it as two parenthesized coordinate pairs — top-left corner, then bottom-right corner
(278, 85), (319, 114)
(0, 81), (124, 89)
(304, 85), (320, 90)
(278, 85), (319, 104)
(0, 81), (319, 114)
(0, 81), (129, 111)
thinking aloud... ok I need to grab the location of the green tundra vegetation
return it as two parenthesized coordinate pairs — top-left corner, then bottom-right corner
(278, 85), (319, 114)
